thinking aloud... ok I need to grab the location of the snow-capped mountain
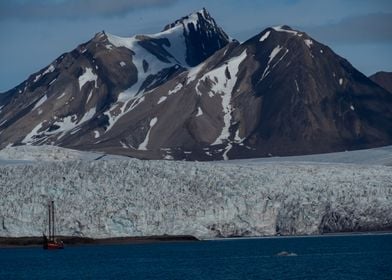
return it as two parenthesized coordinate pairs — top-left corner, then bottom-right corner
(370, 71), (392, 93)
(0, 9), (230, 156)
(0, 10), (391, 160)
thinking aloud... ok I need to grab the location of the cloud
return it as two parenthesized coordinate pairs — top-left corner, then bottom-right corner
(0, 0), (178, 20)
(304, 13), (392, 44)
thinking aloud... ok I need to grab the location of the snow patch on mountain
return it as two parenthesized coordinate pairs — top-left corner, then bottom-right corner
(106, 30), (188, 102)
(295, 80), (300, 92)
(148, 25), (188, 66)
(43, 65), (55, 76)
(259, 31), (271, 42)
(22, 122), (45, 144)
(138, 117), (158, 150)
(33, 95), (47, 110)
(187, 62), (206, 84)
(57, 92), (67, 100)
(304, 39), (313, 48)
(77, 107), (96, 125)
(53, 115), (78, 139)
(222, 143), (233, 160)
(168, 83), (183, 95)
(78, 68), (98, 90)
(32, 65), (55, 83)
(204, 50), (247, 145)
(157, 96), (167, 104)
(272, 25), (298, 35)
(86, 90), (93, 103)
(196, 107), (203, 117)
(104, 95), (145, 132)
(261, 45), (289, 80)
(103, 30), (191, 131)
(33, 74), (41, 83)
(262, 46), (282, 79)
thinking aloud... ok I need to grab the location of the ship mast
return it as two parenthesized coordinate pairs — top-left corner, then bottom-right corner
(48, 201), (52, 240)
(51, 200), (55, 240)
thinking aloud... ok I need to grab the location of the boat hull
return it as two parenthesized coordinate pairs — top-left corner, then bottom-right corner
(43, 240), (64, 250)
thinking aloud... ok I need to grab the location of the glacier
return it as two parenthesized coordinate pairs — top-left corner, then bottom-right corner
(0, 146), (391, 239)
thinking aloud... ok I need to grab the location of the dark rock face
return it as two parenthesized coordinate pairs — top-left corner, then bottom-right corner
(163, 7), (230, 66)
(369, 71), (392, 93)
(1, 13), (392, 161)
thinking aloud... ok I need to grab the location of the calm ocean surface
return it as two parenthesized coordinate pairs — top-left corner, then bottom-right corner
(1, 234), (391, 280)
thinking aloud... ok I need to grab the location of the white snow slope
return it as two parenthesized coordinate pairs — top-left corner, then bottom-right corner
(0, 146), (391, 239)
(220, 145), (392, 166)
(0, 145), (127, 164)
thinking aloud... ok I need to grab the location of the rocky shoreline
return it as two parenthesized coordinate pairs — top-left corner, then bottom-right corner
(0, 235), (199, 248)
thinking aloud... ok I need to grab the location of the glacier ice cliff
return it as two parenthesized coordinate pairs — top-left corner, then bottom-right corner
(0, 159), (391, 238)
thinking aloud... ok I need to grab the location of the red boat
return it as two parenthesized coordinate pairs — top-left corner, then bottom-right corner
(43, 201), (64, 250)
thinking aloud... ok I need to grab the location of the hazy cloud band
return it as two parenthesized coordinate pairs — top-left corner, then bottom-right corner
(0, 0), (178, 20)
(306, 13), (392, 44)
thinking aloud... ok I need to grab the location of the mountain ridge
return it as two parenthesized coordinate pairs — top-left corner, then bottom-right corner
(369, 71), (392, 93)
(0, 9), (391, 160)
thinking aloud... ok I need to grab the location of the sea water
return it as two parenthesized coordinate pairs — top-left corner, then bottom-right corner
(1, 234), (391, 279)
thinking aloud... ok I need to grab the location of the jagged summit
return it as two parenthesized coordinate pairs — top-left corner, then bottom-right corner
(273, 25), (295, 31)
(162, 8), (230, 66)
(163, 8), (215, 31)
(256, 25), (309, 41)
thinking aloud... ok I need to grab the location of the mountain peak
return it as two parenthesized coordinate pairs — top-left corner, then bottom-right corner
(162, 8), (230, 66)
(270, 25), (301, 35)
(255, 25), (317, 49)
(163, 8), (220, 33)
(273, 25), (294, 31)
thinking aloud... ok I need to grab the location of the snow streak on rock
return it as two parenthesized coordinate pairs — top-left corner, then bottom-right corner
(33, 95), (47, 110)
(168, 83), (183, 95)
(272, 25), (299, 35)
(199, 50), (247, 145)
(21, 122), (45, 144)
(196, 107), (203, 117)
(259, 31), (271, 42)
(78, 68), (98, 90)
(261, 45), (289, 81)
(138, 117), (158, 150)
(304, 39), (313, 48)
(157, 96), (167, 104)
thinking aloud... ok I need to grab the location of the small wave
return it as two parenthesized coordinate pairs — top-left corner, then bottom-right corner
(276, 251), (297, 257)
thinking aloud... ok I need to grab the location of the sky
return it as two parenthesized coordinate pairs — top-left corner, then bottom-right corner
(0, 0), (391, 92)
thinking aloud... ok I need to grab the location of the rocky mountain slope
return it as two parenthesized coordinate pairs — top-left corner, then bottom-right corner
(1, 9), (391, 160)
(370, 71), (392, 93)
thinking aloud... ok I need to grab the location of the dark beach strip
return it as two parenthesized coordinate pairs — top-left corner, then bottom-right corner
(0, 235), (199, 248)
